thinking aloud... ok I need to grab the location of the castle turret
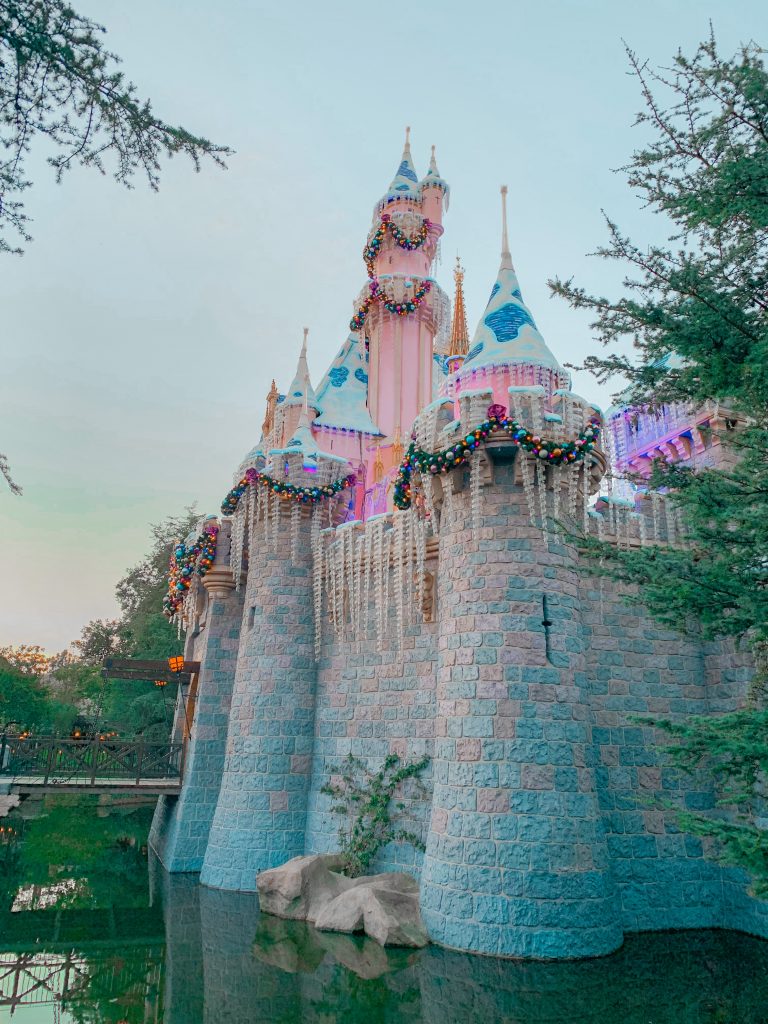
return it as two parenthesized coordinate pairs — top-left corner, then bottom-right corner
(355, 130), (448, 514)
(200, 427), (351, 891)
(419, 393), (621, 959)
(457, 187), (570, 409)
(277, 328), (320, 445)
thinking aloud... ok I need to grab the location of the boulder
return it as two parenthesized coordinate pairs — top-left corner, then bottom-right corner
(256, 854), (429, 948)
(315, 877), (428, 948)
(257, 853), (351, 922)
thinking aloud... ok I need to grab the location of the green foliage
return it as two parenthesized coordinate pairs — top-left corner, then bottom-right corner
(72, 509), (197, 739)
(0, 0), (230, 253)
(0, 655), (49, 730)
(321, 753), (430, 878)
(551, 34), (768, 890)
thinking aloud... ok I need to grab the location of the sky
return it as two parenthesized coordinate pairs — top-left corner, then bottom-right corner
(2, 0), (765, 651)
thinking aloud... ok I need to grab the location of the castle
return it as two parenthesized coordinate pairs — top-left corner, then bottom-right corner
(150, 133), (768, 959)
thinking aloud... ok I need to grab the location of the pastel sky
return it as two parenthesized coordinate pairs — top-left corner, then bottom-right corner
(2, 0), (765, 651)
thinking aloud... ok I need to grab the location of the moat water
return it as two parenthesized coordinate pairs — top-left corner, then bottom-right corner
(2, 797), (768, 1023)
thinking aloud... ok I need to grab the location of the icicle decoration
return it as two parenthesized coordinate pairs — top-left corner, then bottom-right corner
(470, 449), (482, 543)
(422, 473), (438, 536)
(582, 465), (590, 534)
(382, 527), (393, 644)
(415, 512), (427, 614)
(353, 532), (364, 638)
(271, 490), (280, 551)
(551, 464), (561, 533)
(442, 471), (455, 533)
(567, 461), (580, 523)
(638, 507), (648, 547)
(675, 505), (687, 546)
(374, 519), (386, 652)
(363, 525), (373, 640)
(335, 533), (346, 635)
(290, 503), (300, 565)
(536, 459), (548, 544)
(664, 497), (676, 546)
(596, 513), (606, 542)
(651, 491), (662, 543)
(230, 505), (245, 590)
(394, 513), (406, 645)
(519, 452), (538, 530)
(312, 509), (324, 658)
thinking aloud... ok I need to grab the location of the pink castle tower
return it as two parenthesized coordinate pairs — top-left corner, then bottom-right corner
(350, 130), (449, 515)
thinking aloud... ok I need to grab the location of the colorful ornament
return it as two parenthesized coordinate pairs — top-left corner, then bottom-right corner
(363, 214), (431, 277)
(163, 521), (219, 619)
(349, 277), (432, 332)
(221, 467), (356, 518)
(393, 405), (602, 511)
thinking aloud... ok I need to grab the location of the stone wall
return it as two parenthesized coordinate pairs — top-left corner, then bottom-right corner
(155, 450), (768, 958)
(305, 599), (438, 874)
(200, 504), (317, 891)
(150, 589), (242, 872)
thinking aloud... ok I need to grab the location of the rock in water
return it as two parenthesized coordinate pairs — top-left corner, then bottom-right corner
(256, 853), (350, 922)
(256, 855), (428, 947)
(315, 878), (428, 948)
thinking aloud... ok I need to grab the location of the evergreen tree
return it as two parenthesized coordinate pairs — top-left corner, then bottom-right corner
(0, 0), (230, 254)
(551, 33), (768, 891)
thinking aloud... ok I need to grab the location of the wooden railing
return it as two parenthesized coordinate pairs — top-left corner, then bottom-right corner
(0, 735), (183, 787)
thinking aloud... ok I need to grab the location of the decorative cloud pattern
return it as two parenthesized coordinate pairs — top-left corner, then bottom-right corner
(397, 160), (418, 183)
(485, 303), (536, 343)
(328, 366), (350, 388)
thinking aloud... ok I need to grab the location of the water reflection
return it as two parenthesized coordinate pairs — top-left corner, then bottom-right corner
(155, 873), (768, 1024)
(2, 802), (768, 1023)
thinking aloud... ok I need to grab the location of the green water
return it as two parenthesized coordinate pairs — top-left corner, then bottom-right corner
(2, 797), (768, 1023)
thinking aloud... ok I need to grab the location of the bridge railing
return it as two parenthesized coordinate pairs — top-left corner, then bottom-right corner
(0, 735), (184, 787)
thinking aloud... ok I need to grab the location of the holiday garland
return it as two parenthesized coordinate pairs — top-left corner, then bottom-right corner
(350, 277), (432, 332)
(393, 405), (601, 511)
(363, 214), (430, 277)
(163, 521), (219, 619)
(221, 465), (356, 518)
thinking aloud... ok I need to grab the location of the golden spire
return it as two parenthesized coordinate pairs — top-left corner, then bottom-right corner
(392, 425), (404, 466)
(262, 378), (279, 436)
(448, 256), (470, 359)
(373, 441), (384, 484)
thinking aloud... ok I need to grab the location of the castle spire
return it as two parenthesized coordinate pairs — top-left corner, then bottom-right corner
(380, 127), (420, 205)
(262, 378), (280, 437)
(500, 185), (513, 270)
(283, 327), (320, 411)
(447, 256), (470, 373)
(459, 189), (569, 392)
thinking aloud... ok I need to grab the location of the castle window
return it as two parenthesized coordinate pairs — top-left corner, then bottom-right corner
(541, 594), (554, 665)
(247, 606), (256, 630)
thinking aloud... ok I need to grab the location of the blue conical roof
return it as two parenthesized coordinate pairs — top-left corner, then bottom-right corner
(460, 188), (568, 381)
(315, 335), (382, 436)
(420, 145), (450, 206)
(379, 129), (421, 205)
(461, 256), (565, 375)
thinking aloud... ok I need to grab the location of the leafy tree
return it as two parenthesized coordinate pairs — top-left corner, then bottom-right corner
(550, 33), (768, 889)
(0, 0), (230, 254)
(0, 643), (57, 674)
(73, 509), (197, 738)
(321, 753), (430, 877)
(0, 655), (49, 730)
